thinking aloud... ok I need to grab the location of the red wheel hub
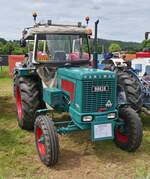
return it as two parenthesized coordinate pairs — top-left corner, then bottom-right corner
(16, 86), (23, 120)
(36, 127), (46, 157)
(116, 127), (128, 143)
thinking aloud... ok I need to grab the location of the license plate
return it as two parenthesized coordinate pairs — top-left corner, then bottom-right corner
(93, 123), (112, 140)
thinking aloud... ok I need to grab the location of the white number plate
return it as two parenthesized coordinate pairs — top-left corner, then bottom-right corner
(94, 123), (112, 139)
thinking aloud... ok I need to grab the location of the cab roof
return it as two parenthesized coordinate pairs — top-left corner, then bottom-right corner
(23, 24), (89, 40)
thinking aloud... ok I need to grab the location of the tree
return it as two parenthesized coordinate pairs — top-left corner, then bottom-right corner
(12, 47), (27, 55)
(0, 38), (7, 44)
(108, 43), (121, 52)
(0, 42), (4, 54)
(95, 44), (102, 54)
(142, 39), (150, 49)
(2, 42), (14, 55)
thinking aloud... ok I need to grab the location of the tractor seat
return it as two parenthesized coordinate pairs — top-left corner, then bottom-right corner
(54, 51), (66, 61)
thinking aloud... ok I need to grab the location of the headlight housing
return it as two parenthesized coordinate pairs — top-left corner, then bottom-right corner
(82, 115), (93, 122)
(107, 113), (116, 119)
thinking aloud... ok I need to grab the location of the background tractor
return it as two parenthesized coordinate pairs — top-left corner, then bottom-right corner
(131, 57), (150, 111)
(101, 56), (143, 112)
(100, 32), (150, 113)
(13, 14), (143, 166)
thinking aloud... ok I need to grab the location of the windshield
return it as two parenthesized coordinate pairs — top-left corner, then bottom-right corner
(35, 34), (90, 62)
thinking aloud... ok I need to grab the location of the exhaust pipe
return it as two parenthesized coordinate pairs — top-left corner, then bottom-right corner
(93, 19), (99, 69)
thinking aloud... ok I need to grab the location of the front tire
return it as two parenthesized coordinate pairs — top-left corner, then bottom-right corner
(34, 115), (59, 166)
(114, 107), (143, 152)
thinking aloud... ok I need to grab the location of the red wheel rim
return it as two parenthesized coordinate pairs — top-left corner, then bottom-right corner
(116, 127), (128, 143)
(16, 86), (23, 120)
(36, 127), (46, 157)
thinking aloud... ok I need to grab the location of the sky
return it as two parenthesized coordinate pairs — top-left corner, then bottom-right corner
(0, 0), (150, 42)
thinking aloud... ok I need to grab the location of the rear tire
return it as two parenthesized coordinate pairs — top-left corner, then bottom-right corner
(14, 75), (45, 130)
(117, 69), (143, 112)
(34, 115), (59, 166)
(114, 107), (143, 152)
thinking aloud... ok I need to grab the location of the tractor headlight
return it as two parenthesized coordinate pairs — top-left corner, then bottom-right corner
(107, 113), (116, 119)
(82, 116), (93, 122)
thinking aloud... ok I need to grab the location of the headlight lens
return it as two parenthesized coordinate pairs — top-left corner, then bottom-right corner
(82, 116), (93, 122)
(107, 113), (116, 119)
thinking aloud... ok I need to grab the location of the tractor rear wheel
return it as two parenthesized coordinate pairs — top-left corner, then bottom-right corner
(117, 69), (143, 112)
(114, 107), (143, 152)
(13, 73), (17, 96)
(34, 115), (59, 166)
(14, 76), (44, 130)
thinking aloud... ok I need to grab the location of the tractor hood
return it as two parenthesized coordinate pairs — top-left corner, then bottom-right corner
(57, 68), (116, 80)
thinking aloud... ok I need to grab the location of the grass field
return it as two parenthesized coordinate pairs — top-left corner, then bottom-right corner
(0, 67), (150, 179)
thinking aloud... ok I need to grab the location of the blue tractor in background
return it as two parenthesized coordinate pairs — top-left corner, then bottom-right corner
(100, 54), (143, 112)
(130, 58), (150, 111)
(100, 52), (150, 113)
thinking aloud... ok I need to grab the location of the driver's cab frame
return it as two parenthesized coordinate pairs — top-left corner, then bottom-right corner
(21, 23), (92, 68)
(21, 23), (92, 87)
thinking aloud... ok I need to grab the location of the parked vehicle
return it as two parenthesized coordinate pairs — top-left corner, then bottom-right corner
(13, 14), (143, 166)
(131, 57), (150, 110)
(101, 53), (150, 111)
(101, 56), (143, 112)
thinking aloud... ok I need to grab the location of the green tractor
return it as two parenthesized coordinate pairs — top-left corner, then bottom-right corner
(13, 14), (143, 166)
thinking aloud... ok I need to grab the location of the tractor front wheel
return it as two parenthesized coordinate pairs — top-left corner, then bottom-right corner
(114, 107), (143, 152)
(34, 115), (59, 166)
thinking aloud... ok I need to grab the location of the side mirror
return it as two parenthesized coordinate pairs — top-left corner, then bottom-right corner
(20, 38), (26, 47)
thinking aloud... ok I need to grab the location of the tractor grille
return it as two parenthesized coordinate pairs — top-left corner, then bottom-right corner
(82, 79), (116, 113)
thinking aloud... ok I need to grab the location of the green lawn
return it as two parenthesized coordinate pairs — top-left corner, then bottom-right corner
(0, 68), (150, 179)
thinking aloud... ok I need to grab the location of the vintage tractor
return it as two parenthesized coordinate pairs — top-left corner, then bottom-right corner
(13, 14), (143, 166)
